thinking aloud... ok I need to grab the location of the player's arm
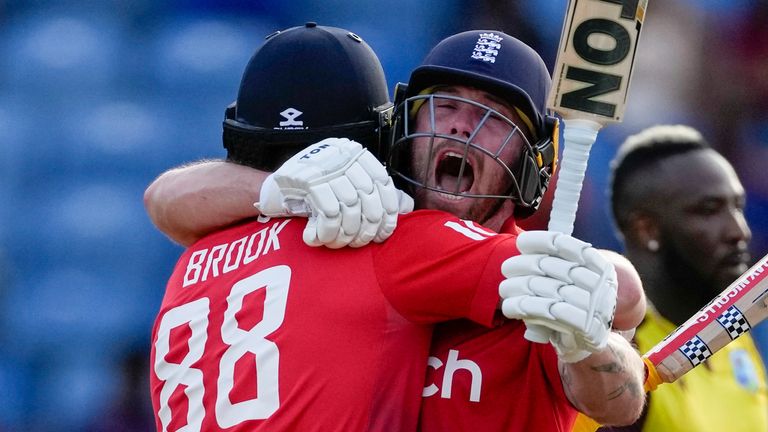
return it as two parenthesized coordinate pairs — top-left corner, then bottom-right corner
(603, 249), (645, 332)
(563, 250), (646, 427)
(560, 249), (647, 426)
(559, 333), (645, 425)
(567, 250), (646, 431)
(144, 160), (265, 246)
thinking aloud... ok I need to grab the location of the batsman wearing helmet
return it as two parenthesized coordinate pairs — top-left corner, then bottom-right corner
(145, 26), (647, 431)
(390, 31), (645, 432)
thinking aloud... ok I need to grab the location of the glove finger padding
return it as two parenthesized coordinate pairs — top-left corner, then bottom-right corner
(313, 211), (343, 246)
(358, 184), (385, 224)
(501, 295), (557, 321)
(339, 200), (363, 235)
(501, 255), (548, 277)
(502, 253), (616, 317)
(519, 230), (611, 276)
(500, 275), (553, 298)
(396, 189), (414, 214)
(349, 188), (384, 248)
(500, 231), (619, 361)
(377, 177), (401, 215)
(374, 213), (397, 244)
(500, 282), (590, 326)
(503, 254), (578, 283)
(355, 149), (390, 183)
(306, 183), (342, 218)
(328, 176), (360, 207)
(502, 299), (578, 335)
(516, 231), (591, 265)
(372, 185), (413, 244)
(305, 201), (365, 249)
(302, 216), (322, 247)
(341, 161), (375, 195)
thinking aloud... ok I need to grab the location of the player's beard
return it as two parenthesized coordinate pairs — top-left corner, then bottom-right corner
(660, 242), (727, 316)
(413, 187), (509, 225)
(410, 158), (515, 228)
(408, 139), (518, 228)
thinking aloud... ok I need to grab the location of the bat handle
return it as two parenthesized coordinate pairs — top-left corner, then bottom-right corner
(524, 118), (602, 344)
(642, 356), (664, 392)
(547, 118), (602, 235)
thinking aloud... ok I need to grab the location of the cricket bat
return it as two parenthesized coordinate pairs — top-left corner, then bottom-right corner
(526, 0), (649, 342)
(643, 253), (768, 389)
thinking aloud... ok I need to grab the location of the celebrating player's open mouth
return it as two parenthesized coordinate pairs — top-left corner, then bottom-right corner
(433, 147), (476, 200)
(408, 138), (517, 228)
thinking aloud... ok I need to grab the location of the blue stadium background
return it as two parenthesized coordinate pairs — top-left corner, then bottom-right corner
(0, 0), (766, 430)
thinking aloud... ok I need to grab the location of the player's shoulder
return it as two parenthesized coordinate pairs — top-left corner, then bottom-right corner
(394, 209), (510, 244)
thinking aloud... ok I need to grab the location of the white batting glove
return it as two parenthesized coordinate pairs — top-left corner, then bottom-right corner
(255, 137), (413, 249)
(499, 231), (618, 363)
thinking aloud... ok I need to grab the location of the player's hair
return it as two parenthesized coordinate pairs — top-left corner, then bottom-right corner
(383, 30), (559, 218)
(223, 22), (392, 171)
(609, 124), (710, 232)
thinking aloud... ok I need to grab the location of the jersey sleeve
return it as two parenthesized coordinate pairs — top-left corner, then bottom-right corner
(372, 210), (519, 327)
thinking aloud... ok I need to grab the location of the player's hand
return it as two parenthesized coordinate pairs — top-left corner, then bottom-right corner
(498, 231), (618, 363)
(256, 137), (414, 249)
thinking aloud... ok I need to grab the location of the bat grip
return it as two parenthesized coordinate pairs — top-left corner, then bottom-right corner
(547, 118), (602, 235)
(524, 119), (602, 344)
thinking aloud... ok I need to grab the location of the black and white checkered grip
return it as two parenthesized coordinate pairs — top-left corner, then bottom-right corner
(716, 305), (751, 340)
(679, 336), (712, 367)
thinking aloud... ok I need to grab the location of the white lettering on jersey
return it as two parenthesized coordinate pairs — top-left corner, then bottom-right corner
(183, 219), (291, 287)
(156, 266), (291, 429)
(223, 236), (248, 273)
(444, 220), (497, 241)
(203, 244), (228, 281)
(423, 349), (483, 402)
(184, 249), (208, 287)
(154, 297), (210, 431)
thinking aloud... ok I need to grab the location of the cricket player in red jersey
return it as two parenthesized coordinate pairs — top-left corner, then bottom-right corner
(386, 31), (645, 432)
(148, 23), (446, 431)
(146, 27), (646, 431)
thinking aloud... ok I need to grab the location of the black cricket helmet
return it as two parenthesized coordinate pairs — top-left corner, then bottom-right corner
(385, 30), (559, 218)
(223, 22), (393, 171)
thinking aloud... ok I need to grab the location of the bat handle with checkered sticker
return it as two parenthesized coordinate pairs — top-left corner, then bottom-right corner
(642, 253), (768, 390)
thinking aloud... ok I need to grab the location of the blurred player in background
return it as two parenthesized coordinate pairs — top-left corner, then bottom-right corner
(146, 28), (647, 431)
(598, 125), (768, 432)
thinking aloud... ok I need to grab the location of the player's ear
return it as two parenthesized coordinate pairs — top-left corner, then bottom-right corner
(627, 210), (660, 252)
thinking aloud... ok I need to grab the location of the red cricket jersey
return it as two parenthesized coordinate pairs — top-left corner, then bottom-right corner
(419, 219), (578, 432)
(150, 210), (516, 431)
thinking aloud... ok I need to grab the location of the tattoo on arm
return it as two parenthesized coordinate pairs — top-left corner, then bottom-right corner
(560, 362), (589, 413)
(590, 345), (626, 374)
(597, 344), (644, 402)
(562, 343), (644, 406)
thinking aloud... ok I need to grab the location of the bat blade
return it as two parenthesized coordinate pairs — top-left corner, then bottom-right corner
(547, 0), (648, 124)
(644, 253), (768, 385)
